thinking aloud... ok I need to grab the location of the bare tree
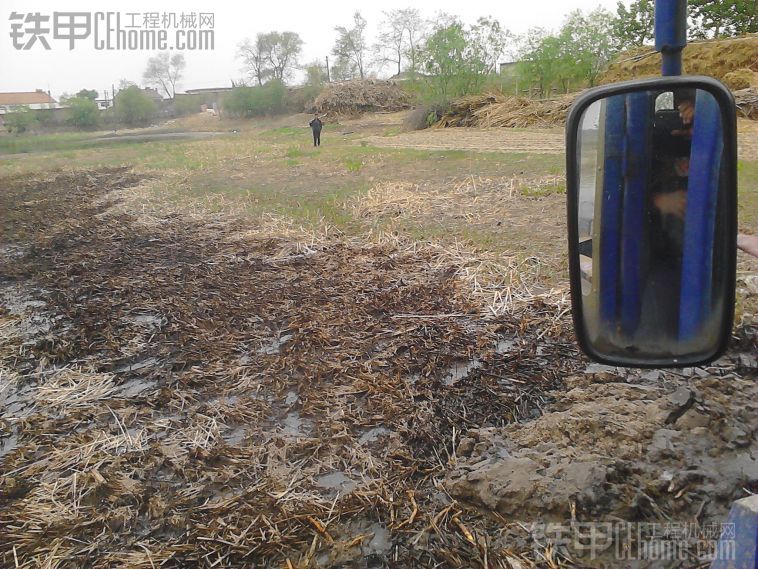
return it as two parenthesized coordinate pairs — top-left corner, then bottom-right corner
(375, 10), (407, 76)
(265, 31), (303, 82)
(238, 35), (272, 86)
(142, 52), (185, 99)
(238, 32), (303, 85)
(332, 12), (368, 80)
(401, 9), (427, 77)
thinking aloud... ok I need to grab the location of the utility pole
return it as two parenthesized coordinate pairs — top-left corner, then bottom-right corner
(325, 56), (331, 83)
(112, 84), (116, 109)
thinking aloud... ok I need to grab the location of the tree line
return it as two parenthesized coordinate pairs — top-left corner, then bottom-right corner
(6, 0), (755, 132)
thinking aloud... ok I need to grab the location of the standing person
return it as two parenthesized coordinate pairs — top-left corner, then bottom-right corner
(309, 115), (323, 147)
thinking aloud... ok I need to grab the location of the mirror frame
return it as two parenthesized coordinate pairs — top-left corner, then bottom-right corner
(566, 76), (738, 367)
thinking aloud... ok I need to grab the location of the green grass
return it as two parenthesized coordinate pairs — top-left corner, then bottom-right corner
(0, 132), (100, 154)
(343, 158), (363, 172)
(738, 160), (758, 227)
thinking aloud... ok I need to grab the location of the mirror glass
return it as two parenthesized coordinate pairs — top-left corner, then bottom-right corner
(573, 87), (731, 365)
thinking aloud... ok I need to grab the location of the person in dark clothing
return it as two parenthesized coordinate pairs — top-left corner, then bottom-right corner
(309, 116), (323, 147)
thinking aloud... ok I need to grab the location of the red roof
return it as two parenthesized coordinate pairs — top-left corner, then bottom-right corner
(0, 91), (57, 105)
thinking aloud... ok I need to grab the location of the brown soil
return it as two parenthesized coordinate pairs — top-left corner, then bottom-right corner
(365, 129), (565, 155)
(364, 125), (758, 162)
(0, 168), (756, 568)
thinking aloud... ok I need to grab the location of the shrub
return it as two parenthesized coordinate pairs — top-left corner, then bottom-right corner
(115, 86), (157, 126)
(67, 97), (100, 128)
(173, 94), (206, 116)
(3, 107), (38, 134)
(223, 81), (287, 117)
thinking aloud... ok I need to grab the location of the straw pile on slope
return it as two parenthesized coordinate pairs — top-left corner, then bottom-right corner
(435, 93), (575, 128)
(314, 80), (411, 118)
(600, 35), (758, 84)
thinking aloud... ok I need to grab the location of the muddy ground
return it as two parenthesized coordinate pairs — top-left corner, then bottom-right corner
(0, 163), (756, 569)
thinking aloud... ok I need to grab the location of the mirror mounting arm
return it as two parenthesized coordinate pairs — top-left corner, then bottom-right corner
(655, 0), (688, 76)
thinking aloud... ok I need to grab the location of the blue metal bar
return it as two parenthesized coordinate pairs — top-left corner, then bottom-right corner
(661, 54), (683, 76)
(655, 0), (687, 76)
(679, 90), (723, 340)
(599, 95), (626, 326)
(620, 92), (651, 336)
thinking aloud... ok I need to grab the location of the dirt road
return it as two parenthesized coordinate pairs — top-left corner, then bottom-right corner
(362, 122), (758, 161)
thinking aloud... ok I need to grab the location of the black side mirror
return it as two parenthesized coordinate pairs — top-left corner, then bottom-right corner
(566, 76), (737, 367)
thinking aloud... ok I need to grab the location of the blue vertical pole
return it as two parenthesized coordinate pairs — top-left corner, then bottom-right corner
(679, 91), (723, 340)
(599, 96), (626, 327)
(655, 0), (687, 76)
(620, 92), (651, 336)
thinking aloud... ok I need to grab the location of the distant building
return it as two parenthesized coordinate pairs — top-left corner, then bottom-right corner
(141, 87), (165, 103)
(95, 97), (113, 110)
(499, 61), (519, 76)
(0, 89), (59, 114)
(176, 87), (233, 112)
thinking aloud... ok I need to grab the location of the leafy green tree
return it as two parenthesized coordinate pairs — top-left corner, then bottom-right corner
(421, 20), (471, 100)
(516, 29), (567, 97)
(76, 88), (99, 101)
(4, 106), (38, 134)
(612, 0), (655, 49)
(67, 97), (100, 128)
(420, 16), (510, 102)
(302, 61), (328, 102)
(115, 85), (157, 125)
(517, 8), (616, 96)
(689, 0), (758, 37)
(560, 8), (616, 87)
(222, 81), (286, 117)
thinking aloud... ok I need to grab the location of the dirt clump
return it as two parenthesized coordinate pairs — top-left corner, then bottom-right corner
(447, 359), (758, 563)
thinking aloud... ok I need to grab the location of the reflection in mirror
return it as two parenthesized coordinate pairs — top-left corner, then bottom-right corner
(574, 88), (730, 364)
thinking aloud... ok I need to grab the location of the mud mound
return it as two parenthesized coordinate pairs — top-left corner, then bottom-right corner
(313, 80), (412, 118)
(736, 87), (758, 119)
(600, 35), (758, 85)
(724, 68), (757, 90)
(435, 93), (574, 128)
(448, 357), (758, 563)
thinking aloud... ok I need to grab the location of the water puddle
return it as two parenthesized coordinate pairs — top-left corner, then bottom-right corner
(359, 426), (390, 445)
(284, 391), (298, 406)
(126, 312), (166, 329)
(0, 433), (19, 459)
(223, 426), (247, 445)
(315, 471), (357, 494)
(442, 359), (482, 386)
(116, 377), (154, 398)
(113, 357), (159, 374)
(257, 333), (293, 355)
(281, 410), (313, 437)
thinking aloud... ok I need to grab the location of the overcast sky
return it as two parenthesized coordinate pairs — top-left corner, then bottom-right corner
(1, 0), (621, 100)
